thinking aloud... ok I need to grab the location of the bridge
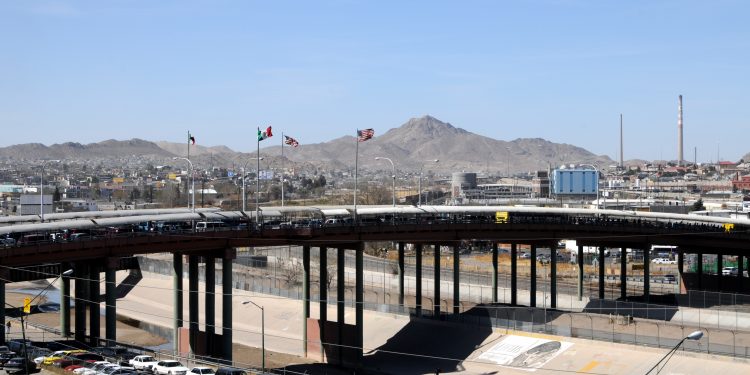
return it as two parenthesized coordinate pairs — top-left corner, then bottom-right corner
(1, 205), (749, 366)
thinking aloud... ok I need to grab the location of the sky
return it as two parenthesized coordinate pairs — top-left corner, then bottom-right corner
(1, 0), (748, 162)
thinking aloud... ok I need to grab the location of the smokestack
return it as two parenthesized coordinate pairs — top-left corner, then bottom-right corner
(620, 114), (623, 169)
(678, 95), (683, 166)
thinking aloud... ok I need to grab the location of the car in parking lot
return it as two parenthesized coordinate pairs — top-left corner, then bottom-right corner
(722, 267), (738, 276)
(128, 355), (158, 371)
(152, 360), (189, 375)
(187, 367), (215, 375)
(4, 356), (38, 374)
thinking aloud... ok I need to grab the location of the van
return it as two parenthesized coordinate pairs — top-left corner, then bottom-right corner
(195, 221), (228, 232)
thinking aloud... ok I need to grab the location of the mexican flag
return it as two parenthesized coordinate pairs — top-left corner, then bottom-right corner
(258, 126), (273, 141)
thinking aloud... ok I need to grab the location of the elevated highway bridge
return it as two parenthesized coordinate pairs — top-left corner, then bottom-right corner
(1, 205), (749, 365)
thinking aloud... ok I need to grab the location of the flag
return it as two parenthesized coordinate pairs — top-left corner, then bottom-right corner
(284, 135), (299, 147)
(258, 126), (273, 141)
(357, 128), (374, 142)
(188, 132), (196, 145)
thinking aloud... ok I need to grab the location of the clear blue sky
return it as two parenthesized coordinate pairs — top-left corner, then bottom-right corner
(1, 1), (748, 162)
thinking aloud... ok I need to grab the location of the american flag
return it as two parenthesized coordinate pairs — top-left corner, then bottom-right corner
(357, 128), (374, 142)
(284, 135), (299, 147)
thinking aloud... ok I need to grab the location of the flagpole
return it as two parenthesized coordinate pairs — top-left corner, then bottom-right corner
(354, 130), (359, 222)
(257, 127), (261, 225)
(281, 132), (285, 207)
(187, 130), (191, 211)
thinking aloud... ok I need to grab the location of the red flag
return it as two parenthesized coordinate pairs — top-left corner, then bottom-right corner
(284, 135), (299, 147)
(357, 128), (374, 142)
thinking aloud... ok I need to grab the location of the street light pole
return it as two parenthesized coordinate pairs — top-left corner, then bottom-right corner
(39, 160), (60, 222)
(645, 330), (703, 374)
(242, 301), (264, 374)
(375, 157), (396, 207)
(418, 159), (439, 206)
(172, 157), (195, 212)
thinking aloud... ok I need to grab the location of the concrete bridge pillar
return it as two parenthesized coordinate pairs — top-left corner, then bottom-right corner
(205, 258), (215, 336)
(188, 255), (199, 353)
(550, 242), (557, 309)
(105, 259), (117, 345)
(677, 250), (684, 276)
(0, 280), (4, 346)
(74, 265), (87, 342)
(697, 251), (704, 290)
(511, 243), (517, 306)
(415, 244), (423, 317)
(173, 253), (183, 354)
(717, 253), (724, 290)
(60, 271), (71, 338)
(318, 246), (328, 359)
(738, 255), (744, 282)
(397, 242), (405, 307)
(530, 244), (537, 307)
(355, 243), (364, 362)
(598, 247), (605, 300)
(88, 264), (100, 346)
(577, 245), (584, 301)
(433, 244), (441, 317)
(302, 246), (310, 356)
(620, 247), (627, 300)
(643, 246), (650, 301)
(453, 244), (460, 314)
(492, 242), (498, 304)
(336, 247), (345, 365)
(222, 252), (233, 362)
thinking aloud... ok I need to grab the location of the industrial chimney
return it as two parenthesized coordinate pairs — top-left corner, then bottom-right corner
(678, 95), (683, 166)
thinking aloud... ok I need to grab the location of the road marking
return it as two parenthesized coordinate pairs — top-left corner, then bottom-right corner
(578, 361), (600, 372)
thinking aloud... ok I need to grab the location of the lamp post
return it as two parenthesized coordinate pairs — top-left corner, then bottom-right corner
(645, 330), (703, 374)
(506, 147), (511, 177)
(39, 160), (60, 222)
(242, 301), (265, 374)
(6, 269), (73, 374)
(375, 157), (396, 207)
(418, 159), (439, 206)
(172, 157), (195, 212)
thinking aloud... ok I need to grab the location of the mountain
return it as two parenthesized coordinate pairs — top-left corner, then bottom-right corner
(155, 141), (237, 157)
(263, 115), (614, 174)
(0, 139), (174, 161)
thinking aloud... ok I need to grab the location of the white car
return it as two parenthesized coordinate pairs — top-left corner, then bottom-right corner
(152, 360), (189, 375)
(188, 367), (215, 375)
(129, 355), (159, 371)
(80, 362), (114, 375)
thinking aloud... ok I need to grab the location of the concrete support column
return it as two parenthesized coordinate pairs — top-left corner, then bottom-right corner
(577, 245), (584, 301)
(620, 247), (627, 300)
(492, 242), (498, 303)
(205, 258), (215, 334)
(355, 243), (364, 362)
(511, 243), (518, 306)
(738, 255), (744, 280)
(188, 255), (199, 353)
(717, 253), (724, 290)
(336, 248), (345, 364)
(643, 246), (650, 301)
(677, 250), (684, 276)
(597, 246), (607, 299)
(302, 246), (310, 355)
(60, 273), (71, 338)
(173, 253), (183, 354)
(530, 244), (537, 307)
(433, 244), (441, 317)
(74, 266), (87, 342)
(318, 246), (328, 359)
(397, 242), (405, 307)
(0, 281), (5, 345)
(222, 255), (233, 362)
(105, 264), (117, 345)
(697, 252), (704, 290)
(550, 243), (557, 309)
(415, 244), (423, 317)
(88, 264), (100, 346)
(453, 245), (460, 314)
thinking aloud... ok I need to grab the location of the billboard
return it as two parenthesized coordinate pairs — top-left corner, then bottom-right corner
(551, 169), (598, 196)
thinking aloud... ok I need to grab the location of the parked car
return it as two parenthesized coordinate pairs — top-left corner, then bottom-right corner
(722, 267), (738, 276)
(187, 367), (215, 375)
(128, 355), (158, 371)
(0, 352), (18, 368)
(214, 368), (246, 375)
(152, 360), (189, 375)
(664, 274), (677, 282)
(4, 356), (39, 374)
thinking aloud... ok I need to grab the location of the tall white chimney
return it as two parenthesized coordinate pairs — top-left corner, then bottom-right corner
(678, 95), (683, 166)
